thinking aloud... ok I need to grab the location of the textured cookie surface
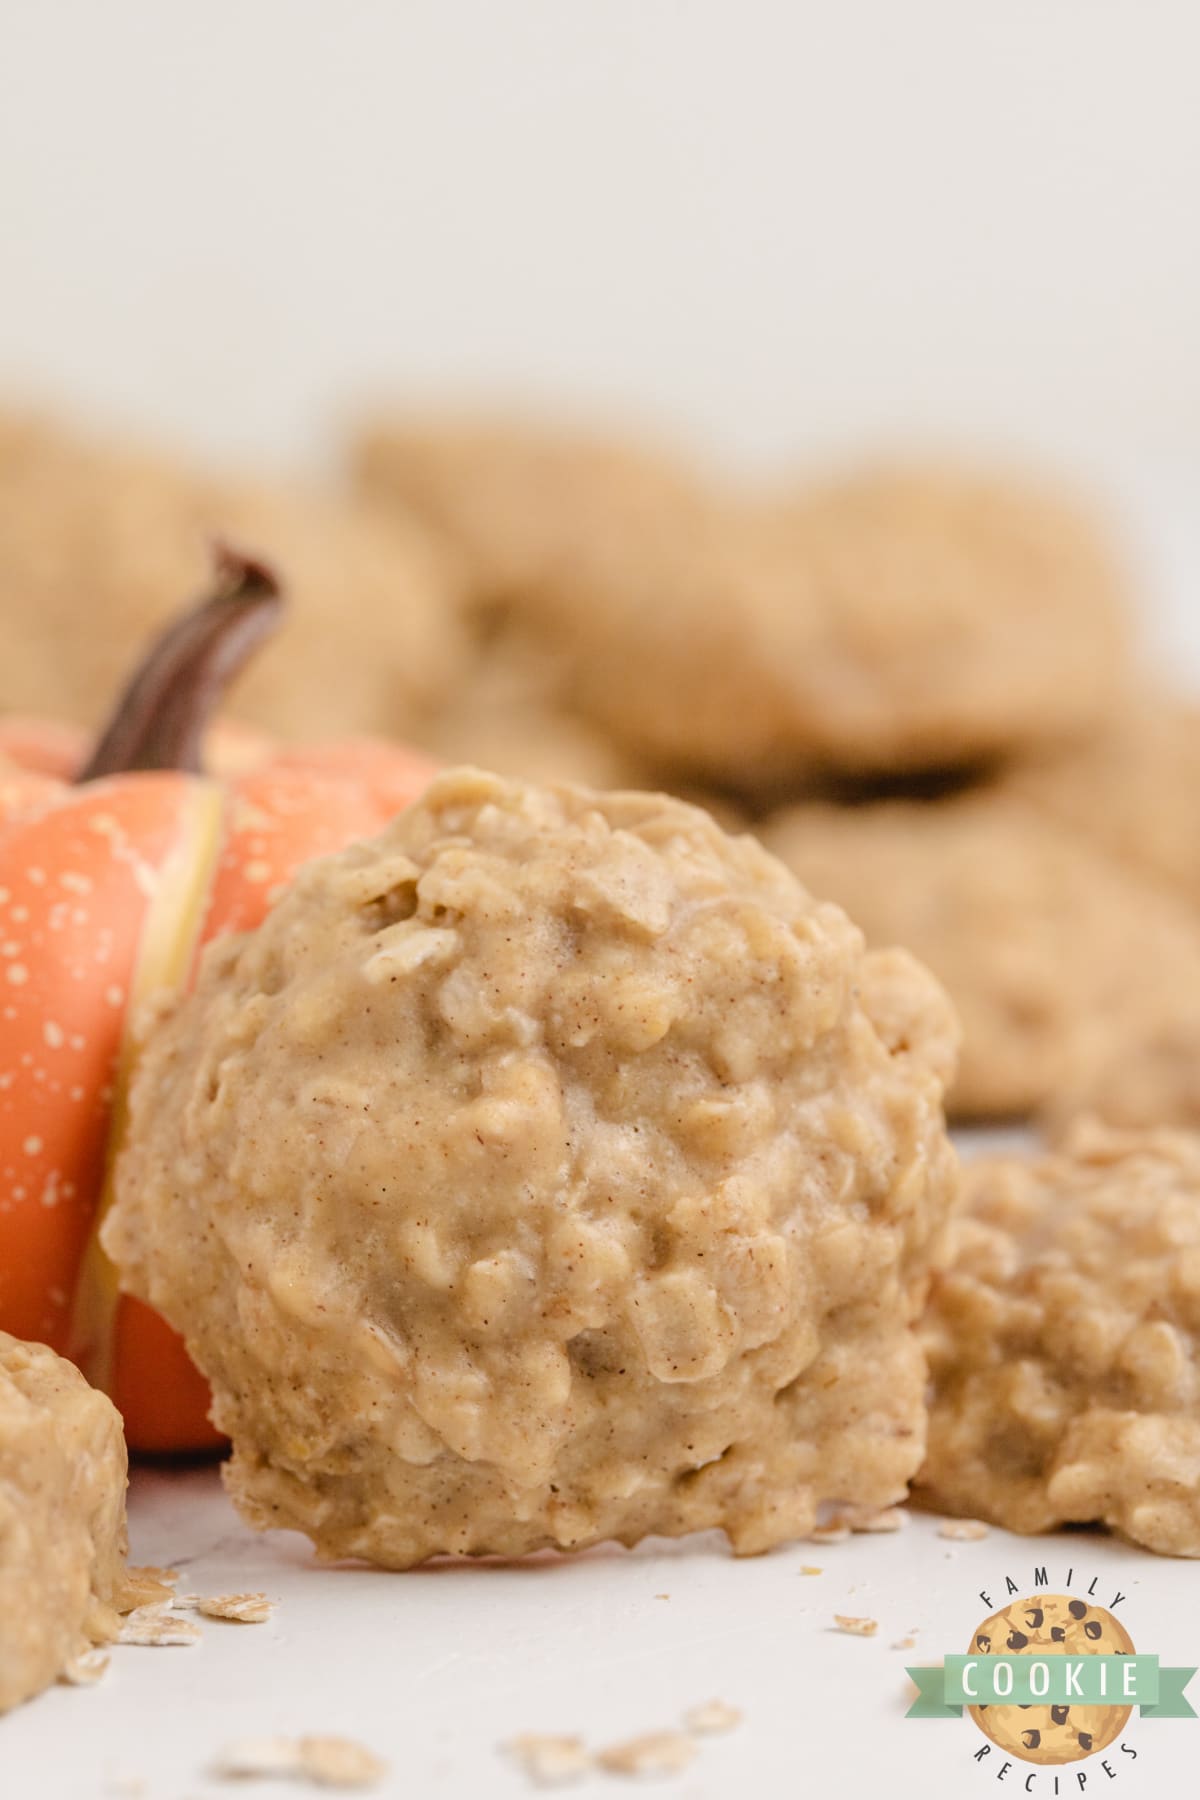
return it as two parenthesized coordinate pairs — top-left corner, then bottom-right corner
(764, 791), (1200, 1123)
(0, 412), (464, 740)
(968, 1593), (1133, 1763)
(919, 1126), (1200, 1556)
(106, 769), (957, 1568)
(0, 1332), (130, 1712)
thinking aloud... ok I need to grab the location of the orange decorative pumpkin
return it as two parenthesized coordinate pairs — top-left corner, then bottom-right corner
(0, 549), (437, 1452)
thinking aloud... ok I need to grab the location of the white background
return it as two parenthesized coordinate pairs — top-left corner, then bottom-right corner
(2, 1), (1199, 480)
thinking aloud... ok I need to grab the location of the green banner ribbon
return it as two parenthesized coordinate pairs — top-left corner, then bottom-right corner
(945, 1653), (1158, 1707)
(1141, 1666), (1199, 1720)
(906, 1665), (962, 1721)
(906, 1661), (1197, 1721)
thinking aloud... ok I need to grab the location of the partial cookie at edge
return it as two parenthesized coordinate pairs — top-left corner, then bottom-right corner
(0, 1331), (132, 1712)
(917, 1125), (1200, 1557)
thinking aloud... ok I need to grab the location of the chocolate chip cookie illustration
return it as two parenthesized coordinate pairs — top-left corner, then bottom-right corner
(968, 1593), (1134, 1764)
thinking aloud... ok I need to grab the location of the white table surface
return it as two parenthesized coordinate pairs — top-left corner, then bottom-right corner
(6, 474), (1200, 1800)
(5, 1444), (1196, 1800)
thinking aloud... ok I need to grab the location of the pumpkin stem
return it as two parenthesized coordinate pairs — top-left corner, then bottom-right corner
(78, 544), (283, 781)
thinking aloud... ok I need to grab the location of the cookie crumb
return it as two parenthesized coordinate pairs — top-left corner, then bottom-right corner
(61, 1647), (110, 1686)
(846, 1506), (907, 1534)
(799, 1565), (823, 1577)
(937, 1518), (989, 1541)
(121, 1566), (178, 1610)
(683, 1699), (741, 1735)
(892, 1636), (917, 1651)
(596, 1731), (696, 1776)
(807, 1521), (851, 1545)
(118, 1604), (201, 1647)
(215, 1738), (299, 1781)
(833, 1615), (879, 1638)
(194, 1591), (273, 1624)
(296, 1739), (387, 1790)
(215, 1735), (386, 1788)
(505, 1734), (590, 1786)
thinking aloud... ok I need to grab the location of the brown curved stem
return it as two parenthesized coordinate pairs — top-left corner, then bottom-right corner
(78, 543), (283, 781)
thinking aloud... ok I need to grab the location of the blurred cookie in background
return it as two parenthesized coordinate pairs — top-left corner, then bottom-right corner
(1015, 696), (1200, 911)
(0, 411), (466, 742)
(550, 463), (1132, 794)
(754, 462), (1132, 777)
(421, 628), (644, 789)
(366, 433), (1131, 796)
(418, 626), (760, 817)
(763, 790), (1200, 1126)
(354, 411), (709, 617)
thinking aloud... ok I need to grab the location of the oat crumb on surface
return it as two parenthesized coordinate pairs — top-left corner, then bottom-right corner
(596, 1731), (697, 1776)
(892, 1635), (917, 1651)
(683, 1699), (742, 1735)
(295, 1738), (388, 1790)
(215, 1735), (386, 1788)
(214, 1738), (298, 1781)
(846, 1505), (908, 1534)
(807, 1522), (851, 1545)
(192, 1591), (273, 1624)
(505, 1734), (591, 1786)
(121, 1566), (178, 1610)
(937, 1518), (990, 1541)
(117, 1604), (201, 1647)
(799, 1565), (823, 1576)
(60, 1647), (110, 1686)
(834, 1615), (879, 1637)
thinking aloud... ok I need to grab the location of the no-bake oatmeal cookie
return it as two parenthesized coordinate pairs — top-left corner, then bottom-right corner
(421, 629), (643, 790)
(763, 791), (1200, 1124)
(105, 770), (958, 1567)
(0, 411), (464, 741)
(918, 1125), (1200, 1556)
(0, 1332), (131, 1712)
(354, 413), (708, 612)
(1015, 696), (1200, 911)
(499, 461), (1131, 793)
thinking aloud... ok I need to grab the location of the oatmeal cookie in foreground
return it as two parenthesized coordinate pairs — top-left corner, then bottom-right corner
(512, 462), (1130, 792)
(763, 792), (1200, 1122)
(918, 1126), (1200, 1556)
(0, 410), (464, 740)
(105, 769), (958, 1567)
(0, 1332), (131, 1712)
